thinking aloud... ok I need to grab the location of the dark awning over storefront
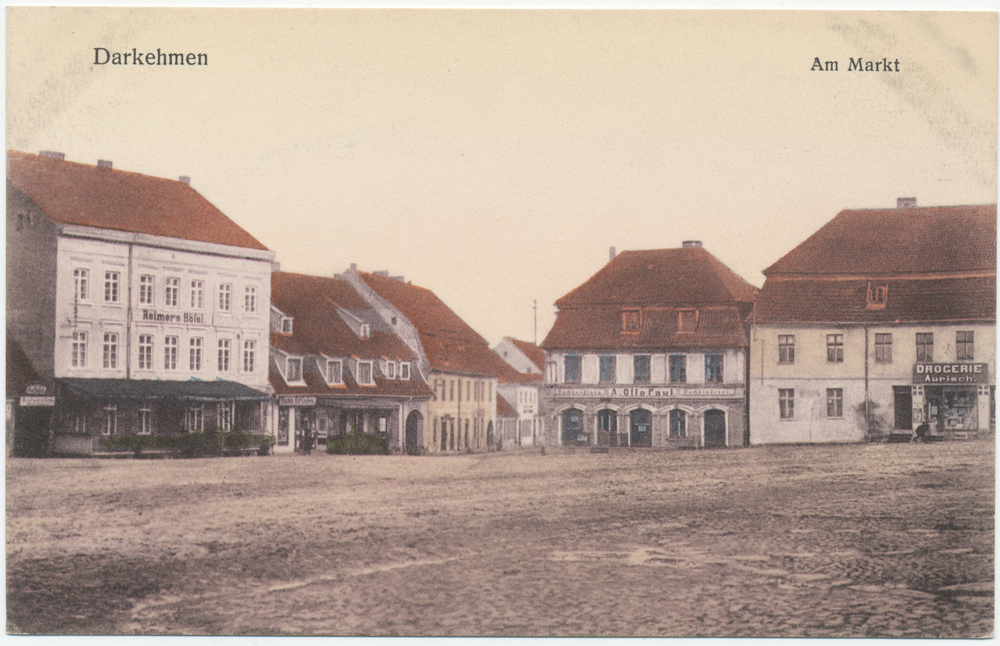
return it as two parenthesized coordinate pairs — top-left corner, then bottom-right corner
(59, 378), (270, 402)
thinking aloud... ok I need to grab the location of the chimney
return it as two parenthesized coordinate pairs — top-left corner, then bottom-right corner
(350, 263), (357, 272)
(97, 159), (113, 169)
(391, 275), (405, 282)
(39, 151), (65, 160)
(374, 270), (389, 277)
(609, 246), (616, 262)
(179, 176), (191, 185)
(897, 197), (917, 209)
(682, 240), (702, 248)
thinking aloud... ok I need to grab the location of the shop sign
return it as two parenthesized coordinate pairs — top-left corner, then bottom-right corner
(20, 395), (55, 407)
(279, 395), (316, 407)
(25, 384), (47, 395)
(551, 386), (736, 399)
(912, 363), (989, 384)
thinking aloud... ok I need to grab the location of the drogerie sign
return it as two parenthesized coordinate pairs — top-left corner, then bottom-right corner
(912, 363), (989, 384)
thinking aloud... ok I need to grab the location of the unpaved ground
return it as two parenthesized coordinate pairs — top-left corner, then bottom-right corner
(7, 440), (994, 637)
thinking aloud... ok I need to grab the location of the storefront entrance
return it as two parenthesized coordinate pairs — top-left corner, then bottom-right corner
(925, 386), (979, 433)
(597, 409), (618, 447)
(704, 409), (726, 447)
(562, 408), (585, 445)
(630, 409), (652, 447)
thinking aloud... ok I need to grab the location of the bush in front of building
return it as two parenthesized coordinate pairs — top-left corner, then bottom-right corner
(325, 425), (389, 455)
(97, 430), (275, 457)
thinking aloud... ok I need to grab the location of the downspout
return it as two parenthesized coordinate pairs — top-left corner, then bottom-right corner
(126, 242), (133, 379)
(864, 324), (870, 436)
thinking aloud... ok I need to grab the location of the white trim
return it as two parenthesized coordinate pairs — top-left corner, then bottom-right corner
(59, 224), (276, 262)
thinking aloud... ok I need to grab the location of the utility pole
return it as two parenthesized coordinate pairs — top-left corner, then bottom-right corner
(533, 299), (538, 345)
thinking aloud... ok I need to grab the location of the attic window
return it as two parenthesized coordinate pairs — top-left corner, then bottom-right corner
(359, 324), (371, 338)
(867, 283), (887, 309)
(400, 363), (410, 380)
(677, 309), (698, 332)
(386, 361), (396, 379)
(281, 317), (293, 334)
(286, 357), (303, 383)
(622, 309), (641, 332)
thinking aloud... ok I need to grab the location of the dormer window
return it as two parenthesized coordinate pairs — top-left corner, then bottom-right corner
(400, 363), (410, 380)
(677, 309), (698, 332)
(867, 283), (887, 309)
(357, 360), (374, 386)
(326, 359), (343, 385)
(622, 309), (641, 332)
(360, 324), (371, 339)
(386, 361), (396, 379)
(281, 317), (293, 334)
(286, 357), (303, 383)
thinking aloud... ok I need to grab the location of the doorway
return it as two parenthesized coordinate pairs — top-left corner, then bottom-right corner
(598, 409), (617, 447)
(630, 409), (651, 447)
(704, 409), (726, 447)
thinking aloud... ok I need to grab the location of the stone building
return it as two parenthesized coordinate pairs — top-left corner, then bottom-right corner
(749, 201), (996, 443)
(540, 243), (757, 448)
(7, 151), (274, 455)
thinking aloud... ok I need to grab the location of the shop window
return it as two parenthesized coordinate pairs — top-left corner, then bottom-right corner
(189, 338), (203, 371)
(73, 268), (89, 301)
(956, 331), (974, 360)
(327, 359), (343, 384)
(139, 335), (154, 370)
(705, 354), (723, 383)
(866, 283), (888, 309)
(164, 336), (178, 370)
(104, 271), (120, 303)
(874, 333), (892, 363)
(71, 331), (88, 368)
(139, 275), (154, 305)
(599, 355), (616, 383)
(916, 333), (933, 362)
(669, 354), (686, 383)
(633, 355), (651, 383)
(218, 339), (231, 372)
(564, 355), (582, 384)
(103, 332), (118, 369)
(669, 409), (686, 437)
(286, 357), (303, 382)
(827, 388), (844, 418)
(778, 335), (795, 364)
(138, 408), (153, 435)
(357, 361), (374, 385)
(243, 340), (256, 373)
(779, 389), (795, 419)
(677, 309), (698, 332)
(826, 334), (844, 363)
(102, 405), (117, 435)
(245, 286), (257, 313)
(218, 283), (232, 312)
(622, 309), (641, 332)
(164, 277), (179, 307)
(190, 279), (204, 309)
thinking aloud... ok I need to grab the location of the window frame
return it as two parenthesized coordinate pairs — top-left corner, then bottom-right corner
(564, 354), (582, 384)
(599, 355), (616, 384)
(677, 308), (698, 332)
(71, 331), (88, 368)
(826, 334), (844, 363)
(243, 339), (256, 373)
(669, 409), (686, 437)
(73, 268), (89, 301)
(874, 333), (892, 364)
(621, 309), (641, 332)
(705, 353), (723, 383)
(164, 276), (180, 308)
(104, 271), (120, 304)
(669, 354), (687, 384)
(139, 274), (155, 305)
(244, 285), (257, 313)
(326, 359), (344, 385)
(102, 332), (118, 369)
(779, 388), (795, 419)
(357, 360), (375, 386)
(138, 408), (153, 435)
(285, 356), (303, 383)
(956, 331), (974, 361)
(217, 338), (231, 372)
(826, 388), (844, 418)
(164, 336), (179, 370)
(138, 334), (154, 370)
(400, 362), (410, 380)
(189, 337), (203, 372)
(218, 283), (232, 312)
(102, 404), (117, 436)
(778, 334), (795, 364)
(916, 332), (934, 362)
(190, 279), (204, 309)
(633, 354), (651, 383)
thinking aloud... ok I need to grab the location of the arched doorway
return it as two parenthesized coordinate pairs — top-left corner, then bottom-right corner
(704, 409), (726, 447)
(562, 408), (584, 445)
(598, 409), (617, 447)
(630, 409), (652, 447)
(405, 410), (423, 455)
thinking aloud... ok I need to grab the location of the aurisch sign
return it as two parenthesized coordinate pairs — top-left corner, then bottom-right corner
(912, 363), (989, 384)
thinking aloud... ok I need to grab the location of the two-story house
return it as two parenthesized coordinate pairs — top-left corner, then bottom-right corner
(750, 200), (996, 443)
(540, 243), (758, 448)
(494, 337), (545, 447)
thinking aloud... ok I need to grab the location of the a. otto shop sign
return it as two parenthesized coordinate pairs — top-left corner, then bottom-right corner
(912, 363), (989, 384)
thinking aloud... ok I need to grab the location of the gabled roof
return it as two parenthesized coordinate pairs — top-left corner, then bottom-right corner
(764, 204), (996, 276)
(7, 151), (268, 251)
(543, 306), (749, 350)
(359, 271), (515, 379)
(556, 247), (758, 308)
(510, 338), (546, 371)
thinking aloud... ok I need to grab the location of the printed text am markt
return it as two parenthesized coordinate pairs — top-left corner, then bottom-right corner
(94, 48), (207, 66)
(811, 57), (900, 72)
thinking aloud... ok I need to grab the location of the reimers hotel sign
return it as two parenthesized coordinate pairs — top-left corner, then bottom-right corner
(912, 363), (989, 384)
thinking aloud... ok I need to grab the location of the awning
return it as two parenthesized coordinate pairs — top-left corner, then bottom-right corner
(59, 378), (270, 402)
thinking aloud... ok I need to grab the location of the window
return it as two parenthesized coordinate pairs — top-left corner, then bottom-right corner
(633, 355), (651, 383)
(779, 389), (795, 419)
(139, 275), (154, 305)
(705, 354), (723, 383)
(164, 277), (179, 307)
(386, 361), (396, 379)
(826, 334), (844, 363)
(243, 340), (256, 373)
(244, 286), (257, 313)
(218, 283), (232, 312)
(564, 355), (581, 384)
(778, 335), (795, 364)
(357, 361), (374, 385)
(189, 337), (203, 371)
(186, 406), (204, 432)
(218, 402), (234, 432)
(867, 283), (888, 309)
(138, 335), (153, 370)
(286, 357), (302, 382)
(190, 280), (204, 309)
(71, 331), (87, 368)
(916, 333), (934, 362)
(546, 361), (557, 383)
(164, 336), (178, 370)
(104, 271), (120, 303)
(677, 309), (698, 332)
(827, 388), (844, 418)
(359, 323), (371, 338)
(450, 380), (455, 401)
(102, 332), (118, 369)
(73, 414), (86, 435)
(218, 339), (231, 372)
(669, 354), (686, 383)
(669, 409), (686, 437)
(327, 359), (343, 384)
(138, 408), (152, 435)
(400, 363), (410, 380)
(281, 318), (293, 334)
(102, 405), (117, 436)
(599, 355), (616, 383)
(956, 331), (974, 360)
(874, 333), (892, 363)
(73, 268), (89, 301)
(622, 309), (641, 332)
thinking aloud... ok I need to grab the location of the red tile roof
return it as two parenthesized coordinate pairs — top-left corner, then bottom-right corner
(543, 247), (756, 351)
(359, 272), (517, 379)
(510, 338), (546, 371)
(496, 394), (517, 417)
(7, 151), (268, 251)
(764, 204), (996, 276)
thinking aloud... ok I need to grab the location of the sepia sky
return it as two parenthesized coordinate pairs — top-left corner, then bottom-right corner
(7, 8), (997, 347)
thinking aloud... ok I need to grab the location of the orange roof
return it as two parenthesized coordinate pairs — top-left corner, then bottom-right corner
(7, 151), (268, 251)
